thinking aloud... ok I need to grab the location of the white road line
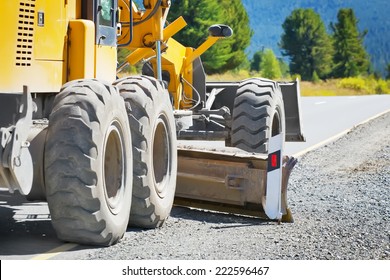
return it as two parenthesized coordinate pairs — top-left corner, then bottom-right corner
(314, 101), (327, 105)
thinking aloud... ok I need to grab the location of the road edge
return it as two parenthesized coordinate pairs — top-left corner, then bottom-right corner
(293, 108), (390, 158)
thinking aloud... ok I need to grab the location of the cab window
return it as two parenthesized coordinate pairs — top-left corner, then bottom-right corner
(99, 0), (113, 27)
(97, 0), (117, 46)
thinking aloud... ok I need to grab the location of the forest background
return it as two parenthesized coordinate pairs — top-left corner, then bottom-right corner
(127, 0), (390, 95)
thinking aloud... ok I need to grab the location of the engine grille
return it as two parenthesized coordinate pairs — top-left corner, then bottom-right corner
(15, 0), (36, 67)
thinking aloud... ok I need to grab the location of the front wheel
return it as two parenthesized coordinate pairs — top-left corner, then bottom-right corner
(229, 78), (285, 153)
(45, 79), (132, 246)
(115, 76), (177, 228)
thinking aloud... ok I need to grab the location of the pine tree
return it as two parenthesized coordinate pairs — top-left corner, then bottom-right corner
(250, 50), (264, 72)
(331, 8), (370, 77)
(279, 8), (333, 81)
(168, 0), (252, 74)
(218, 0), (252, 71)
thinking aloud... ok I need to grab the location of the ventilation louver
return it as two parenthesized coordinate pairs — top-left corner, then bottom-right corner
(15, 0), (36, 67)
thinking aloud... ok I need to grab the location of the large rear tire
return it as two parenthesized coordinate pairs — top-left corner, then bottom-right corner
(44, 79), (132, 246)
(230, 78), (285, 153)
(114, 76), (177, 228)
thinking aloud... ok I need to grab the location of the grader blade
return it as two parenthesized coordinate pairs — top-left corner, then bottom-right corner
(175, 134), (295, 222)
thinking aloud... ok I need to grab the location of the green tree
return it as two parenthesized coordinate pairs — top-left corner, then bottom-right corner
(278, 58), (290, 78)
(331, 8), (370, 78)
(386, 63), (390, 80)
(219, 0), (252, 71)
(168, 0), (252, 74)
(260, 49), (282, 79)
(250, 49), (264, 72)
(279, 8), (333, 81)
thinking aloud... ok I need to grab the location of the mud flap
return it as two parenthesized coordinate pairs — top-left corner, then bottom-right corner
(263, 133), (284, 220)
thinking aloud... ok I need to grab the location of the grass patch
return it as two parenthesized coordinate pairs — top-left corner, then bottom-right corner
(206, 70), (253, 82)
(300, 80), (360, 96)
(336, 76), (390, 94)
(207, 72), (390, 96)
(120, 70), (390, 96)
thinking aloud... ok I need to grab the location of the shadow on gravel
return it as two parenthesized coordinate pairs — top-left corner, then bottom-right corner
(170, 206), (272, 228)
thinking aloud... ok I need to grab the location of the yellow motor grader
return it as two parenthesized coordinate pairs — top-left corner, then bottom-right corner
(0, 0), (304, 246)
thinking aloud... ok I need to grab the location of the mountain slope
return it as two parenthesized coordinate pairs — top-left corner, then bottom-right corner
(241, 0), (390, 75)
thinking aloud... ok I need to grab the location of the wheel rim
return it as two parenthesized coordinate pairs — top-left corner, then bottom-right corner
(272, 109), (281, 136)
(152, 114), (171, 198)
(103, 120), (125, 214)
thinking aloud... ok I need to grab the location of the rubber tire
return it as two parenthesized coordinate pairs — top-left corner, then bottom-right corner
(44, 79), (132, 246)
(230, 78), (285, 153)
(114, 76), (177, 228)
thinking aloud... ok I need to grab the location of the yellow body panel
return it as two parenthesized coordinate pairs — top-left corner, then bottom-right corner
(181, 47), (195, 109)
(161, 38), (187, 109)
(68, 20), (95, 81)
(95, 45), (117, 82)
(0, 1), (67, 93)
(119, 0), (168, 49)
(68, 0), (81, 19)
(0, 0), (115, 93)
(34, 1), (67, 60)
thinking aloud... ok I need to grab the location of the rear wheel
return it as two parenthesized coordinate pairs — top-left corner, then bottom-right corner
(44, 79), (132, 246)
(230, 78), (285, 153)
(115, 76), (177, 228)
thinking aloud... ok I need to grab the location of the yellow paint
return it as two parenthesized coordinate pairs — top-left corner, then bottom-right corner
(95, 45), (117, 83)
(163, 17), (187, 41)
(181, 47), (195, 109)
(126, 48), (156, 66)
(68, 20), (95, 81)
(67, 0), (81, 19)
(34, 1), (67, 61)
(185, 37), (219, 68)
(161, 38), (187, 109)
(121, 0), (172, 49)
(30, 243), (78, 260)
(0, 0), (118, 93)
(0, 1), (69, 92)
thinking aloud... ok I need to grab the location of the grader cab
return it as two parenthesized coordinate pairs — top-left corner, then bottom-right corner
(0, 0), (304, 246)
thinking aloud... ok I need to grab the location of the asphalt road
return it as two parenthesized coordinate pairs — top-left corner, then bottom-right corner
(285, 95), (390, 156)
(0, 94), (389, 260)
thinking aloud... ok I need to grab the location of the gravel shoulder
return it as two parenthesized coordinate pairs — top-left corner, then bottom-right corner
(84, 112), (390, 260)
